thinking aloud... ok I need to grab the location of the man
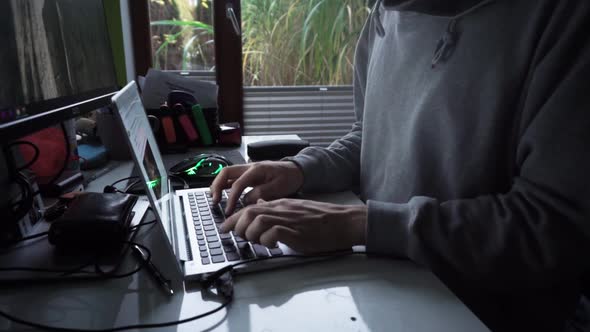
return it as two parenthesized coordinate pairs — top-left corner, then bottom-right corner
(211, 1), (590, 331)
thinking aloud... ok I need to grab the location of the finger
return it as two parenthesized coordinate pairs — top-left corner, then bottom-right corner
(259, 225), (302, 249)
(219, 207), (247, 233)
(232, 206), (269, 238)
(244, 214), (289, 244)
(226, 166), (267, 214)
(210, 165), (249, 204)
(242, 183), (282, 205)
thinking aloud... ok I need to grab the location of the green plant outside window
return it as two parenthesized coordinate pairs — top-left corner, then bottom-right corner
(149, 0), (371, 86)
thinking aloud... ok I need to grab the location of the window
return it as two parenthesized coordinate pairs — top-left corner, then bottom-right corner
(137, 0), (373, 145)
(242, 0), (371, 86)
(149, 0), (215, 72)
(146, 0), (371, 85)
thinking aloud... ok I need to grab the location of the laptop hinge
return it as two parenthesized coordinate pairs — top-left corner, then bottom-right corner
(172, 194), (192, 262)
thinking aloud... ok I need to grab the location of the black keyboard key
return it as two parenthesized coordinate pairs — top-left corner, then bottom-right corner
(234, 235), (246, 243)
(202, 220), (213, 226)
(219, 233), (231, 240)
(206, 236), (219, 243)
(208, 242), (221, 249)
(193, 220), (201, 226)
(211, 255), (225, 263)
(211, 208), (223, 217)
(237, 242), (254, 259)
(252, 244), (270, 257)
(199, 245), (207, 252)
(223, 245), (237, 253)
(198, 240), (205, 246)
(218, 200), (227, 211)
(269, 248), (283, 256)
(197, 235), (204, 241)
(203, 225), (215, 231)
(201, 257), (210, 265)
(196, 229), (203, 236)
(226, 252), (240, 261)
(201, 215), (213, 221)
(200, 251), (209, 258)
(205, 230), (217, 237)
(200, 212), (211, 217)
(210, 248), (223, 256)
(221, 238), (234, 246)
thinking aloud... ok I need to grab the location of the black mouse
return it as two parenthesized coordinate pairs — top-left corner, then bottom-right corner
(169, 153), (232, 179)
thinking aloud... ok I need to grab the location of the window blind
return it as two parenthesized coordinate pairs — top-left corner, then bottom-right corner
(243, 86), (355, 147)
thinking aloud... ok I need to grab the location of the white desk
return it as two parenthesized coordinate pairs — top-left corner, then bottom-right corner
(0, 136), (490, 332)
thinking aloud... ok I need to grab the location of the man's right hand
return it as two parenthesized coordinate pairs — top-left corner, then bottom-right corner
(210, 161), (304, 215)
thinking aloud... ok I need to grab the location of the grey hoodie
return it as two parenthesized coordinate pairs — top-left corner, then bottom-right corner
(291, 0), (590, 330)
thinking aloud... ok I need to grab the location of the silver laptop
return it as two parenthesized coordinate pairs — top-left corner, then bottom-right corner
(111, 81), (311, 280)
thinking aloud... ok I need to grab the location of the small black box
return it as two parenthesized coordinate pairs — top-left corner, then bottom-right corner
(247, 139), (310, 161)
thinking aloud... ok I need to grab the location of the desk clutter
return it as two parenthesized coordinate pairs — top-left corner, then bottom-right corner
(147, 90), (241, 153)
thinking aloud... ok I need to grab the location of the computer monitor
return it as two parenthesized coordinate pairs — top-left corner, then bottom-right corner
(0, 0), (119, 142)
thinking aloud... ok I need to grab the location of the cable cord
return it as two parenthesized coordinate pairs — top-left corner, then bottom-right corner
(4, 140), (40, 172)
(0, 296), (231, 332)
(0, 246), (396, 331)
(0, 239), (232, 332)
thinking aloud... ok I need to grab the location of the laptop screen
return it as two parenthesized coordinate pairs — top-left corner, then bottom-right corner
(111, 82), (173, 239)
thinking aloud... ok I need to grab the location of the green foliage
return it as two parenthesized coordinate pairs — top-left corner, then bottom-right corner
(150, 0), (371, 86)
(242, 0), (370, 86)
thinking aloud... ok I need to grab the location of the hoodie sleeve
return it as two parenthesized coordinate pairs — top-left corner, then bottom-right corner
(367, 2), (590, 288)
(288, 9), (374, 193)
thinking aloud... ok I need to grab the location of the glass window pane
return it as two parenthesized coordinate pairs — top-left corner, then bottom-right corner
(242, 0), (371, 86)
(149, 0), (215, 71)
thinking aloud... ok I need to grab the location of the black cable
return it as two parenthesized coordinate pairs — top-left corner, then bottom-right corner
(6, 172), (34, 223)
(106, 174), (188, 195)
(5, 140), (40, 171)
(128, 219), (157, 231)
(110, 176), (139, 188)
(0, 240), (232, 332)
(169, 174), (189, 189)
(0, 296), (231, 332)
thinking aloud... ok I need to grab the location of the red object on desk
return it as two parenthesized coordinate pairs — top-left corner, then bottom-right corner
(19, 126), (69, 183)
(178, 114), (199, 142)
(161, 116), (176, 144)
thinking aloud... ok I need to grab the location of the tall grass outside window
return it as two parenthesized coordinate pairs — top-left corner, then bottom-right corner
(149, 0), (371, 86)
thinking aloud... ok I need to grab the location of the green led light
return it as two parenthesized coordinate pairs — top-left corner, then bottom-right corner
(212, 164), (223, 175)
(146, 179), (160, 189)
(185, 159), (206, 176)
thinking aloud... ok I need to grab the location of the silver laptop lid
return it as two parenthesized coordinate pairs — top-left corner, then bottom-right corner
(111, 82), (175, 247)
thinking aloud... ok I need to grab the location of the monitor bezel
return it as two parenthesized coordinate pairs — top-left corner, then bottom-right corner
(0, 0), (120, 142)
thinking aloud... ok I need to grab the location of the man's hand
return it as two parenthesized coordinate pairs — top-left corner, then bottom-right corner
(210, 161), (304, 215)
(220, 199), (367, 254)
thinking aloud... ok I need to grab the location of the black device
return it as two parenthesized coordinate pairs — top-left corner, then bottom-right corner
(247, 139), (310, 161)
(48, 193), (137, 253)
(169, 153), (232, 182)
(0, 0), (119, 142)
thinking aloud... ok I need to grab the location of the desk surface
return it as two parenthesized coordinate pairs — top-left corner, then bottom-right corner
(0, 136), (490, 332)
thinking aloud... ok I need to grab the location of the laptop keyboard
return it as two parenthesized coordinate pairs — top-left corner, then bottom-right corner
(188, 190), (283, 265)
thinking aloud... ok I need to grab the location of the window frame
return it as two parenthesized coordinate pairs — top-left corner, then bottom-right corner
(129, 0), (244, 127)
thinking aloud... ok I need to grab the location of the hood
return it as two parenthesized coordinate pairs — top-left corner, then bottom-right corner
(374, 0), (496, 68)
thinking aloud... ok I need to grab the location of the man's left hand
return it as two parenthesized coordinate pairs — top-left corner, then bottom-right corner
(220, 199), (367, 254)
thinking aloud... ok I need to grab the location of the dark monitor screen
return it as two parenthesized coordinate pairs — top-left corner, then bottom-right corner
(0, 0), (119, 141)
